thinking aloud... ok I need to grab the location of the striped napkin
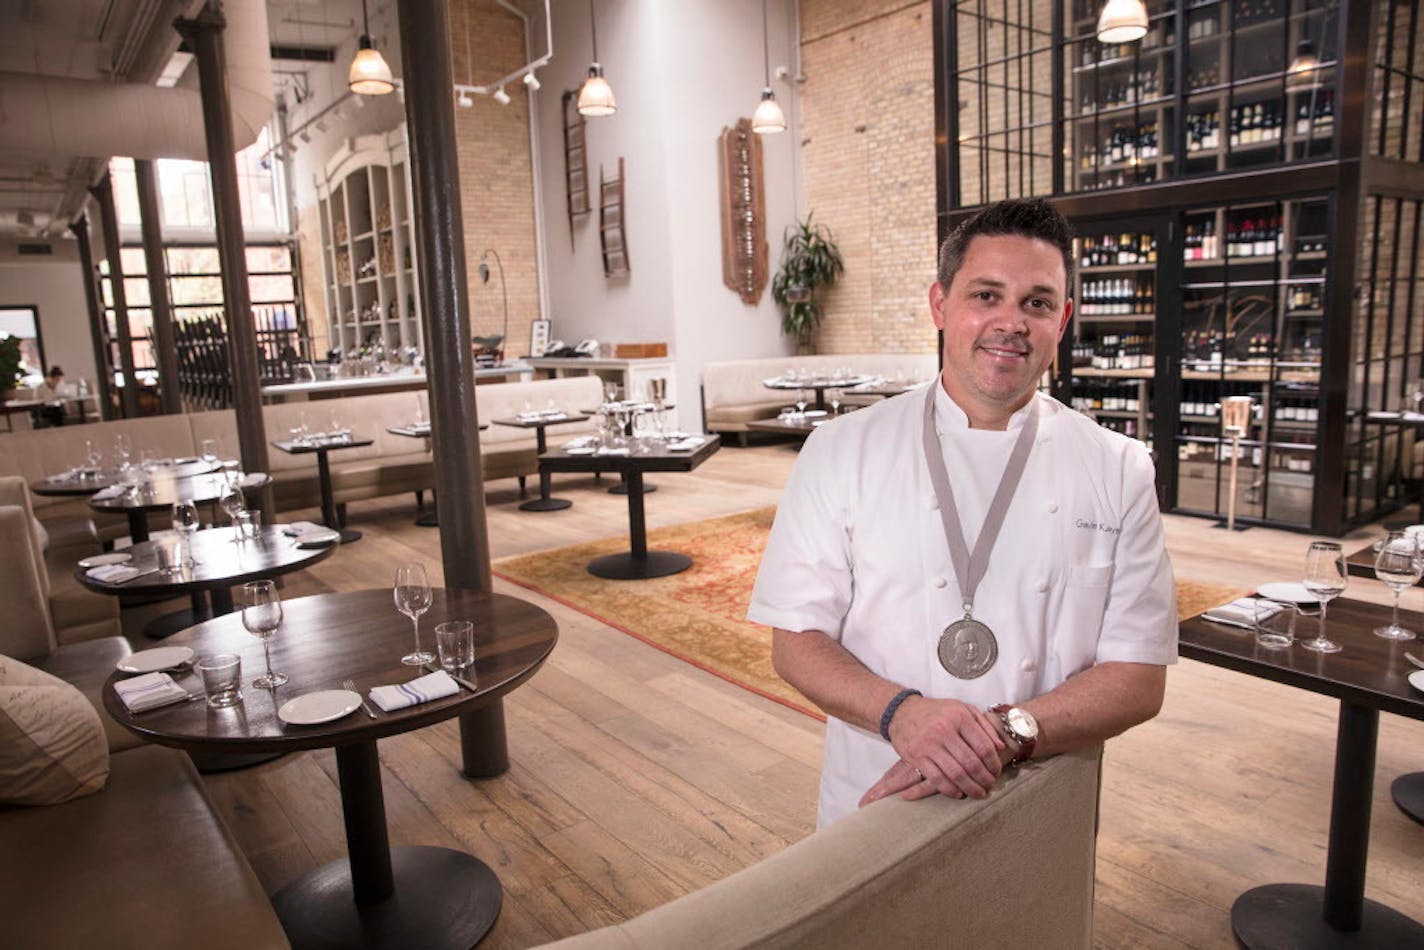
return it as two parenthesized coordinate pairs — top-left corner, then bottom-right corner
(1202, 597), (1279, 630)
(113, 672), (192, 712)
(369, 669), (459, 712)
(87, 564), (155, 584)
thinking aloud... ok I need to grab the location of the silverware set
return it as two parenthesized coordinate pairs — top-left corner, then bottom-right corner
(344, 678), (378, 719)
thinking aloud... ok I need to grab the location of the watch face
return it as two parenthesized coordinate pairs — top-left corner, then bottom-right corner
(1006, 707), (1039, 741)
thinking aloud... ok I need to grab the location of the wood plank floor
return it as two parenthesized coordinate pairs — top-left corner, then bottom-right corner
(118, 442), (1424, 947)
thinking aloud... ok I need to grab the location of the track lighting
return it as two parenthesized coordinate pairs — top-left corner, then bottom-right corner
(523, 71), (541, 91)
(493, 86), (511, 106)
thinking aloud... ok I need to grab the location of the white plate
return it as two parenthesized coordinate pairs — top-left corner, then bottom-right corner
(117, 646), (195, 674)
(1256, 581), (1319, 604)
(564, 446), (597, 455)
(278, 689), (361, 725)
(1408, 670), (1424, 693)
(79, 552), (132, 568)
(803, 409), (828, 418)
(295, 527), (341, 548)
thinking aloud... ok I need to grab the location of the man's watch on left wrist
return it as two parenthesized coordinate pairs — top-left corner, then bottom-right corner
(990, 704), (1038, 765)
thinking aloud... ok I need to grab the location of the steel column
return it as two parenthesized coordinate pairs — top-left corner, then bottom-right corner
(397, 0), (493, 594)
(89, 174), (140, 418)
(175, 2), (272, 513)
(68, 214), (115, 420)
(134, 159), (182, 414)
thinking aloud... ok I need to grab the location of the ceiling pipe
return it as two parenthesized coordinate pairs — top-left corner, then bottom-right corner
(0, 0), (274, 162)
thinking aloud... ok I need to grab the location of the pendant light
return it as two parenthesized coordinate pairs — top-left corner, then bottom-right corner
(349, 0), (394, 95)
(1286, 39), (1321, 89)
(577, 0), (616, 117)
(1095, 0), (1149, 44)
(752, 0), (785, 134)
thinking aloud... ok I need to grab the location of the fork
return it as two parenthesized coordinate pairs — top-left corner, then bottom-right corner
(344, 678), (378, 719)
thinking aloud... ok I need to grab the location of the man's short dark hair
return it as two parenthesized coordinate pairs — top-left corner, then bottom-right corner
(46, 365), (63, 378)
(936, 198), (1075, 299)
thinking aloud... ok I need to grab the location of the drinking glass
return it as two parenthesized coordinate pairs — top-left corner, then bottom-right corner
(196, 654), (242, 708)
(605, 382), (620, 405)
(219, 479), (246, 536)
(394, 562), (434, 666)
(435, 620), (475, 672)
(795, 390), (808, 416)
(1253, 597), (1297, 650)
(1373, 531), (1421, 640)
(1302, 541), (1347, 653)
(172, 500), (201, 566)
(199, 438), (219, 467)
(85, 439), (103, 471)
(241, 580), (287, 688)
(113, 433), (132, 468)
(829, 390), (842, 416)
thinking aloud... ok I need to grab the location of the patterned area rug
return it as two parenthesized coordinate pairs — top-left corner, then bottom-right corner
(493, 507), (1248, 719)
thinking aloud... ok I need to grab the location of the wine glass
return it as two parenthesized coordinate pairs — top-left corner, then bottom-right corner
(242, 580), (287, 688)
(1373, 531), (1420, 640)
(85, 439), (103, 474)
(605, 382), (620, 405)
(172, 500), (201, 567)
(219, 478), (246, 537)
(113, 433), (132, 469)
(1302, 541), (1347, 653)
(829, 389), (842, 416)
(394, 562), (434, 666)
(199, 438), (219, 467)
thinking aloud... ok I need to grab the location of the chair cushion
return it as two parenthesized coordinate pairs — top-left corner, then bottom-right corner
(47, 568), (121, 645)
(0, 655), (109, 805)
(33, 638), (143, 754)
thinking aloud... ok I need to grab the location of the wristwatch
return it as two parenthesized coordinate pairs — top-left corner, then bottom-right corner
(990, 704), (1038, 765)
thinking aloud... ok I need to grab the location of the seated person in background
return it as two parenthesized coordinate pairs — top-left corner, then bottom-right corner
(33, 366), (67, 428)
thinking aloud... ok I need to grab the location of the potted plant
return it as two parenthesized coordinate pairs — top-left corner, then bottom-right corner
(771, 214), (844, 352)
(0, 335), (23, 402)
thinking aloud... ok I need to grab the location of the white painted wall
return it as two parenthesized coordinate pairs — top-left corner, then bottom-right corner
(531, 0), (799, 430)
(0, 247), (99, 392)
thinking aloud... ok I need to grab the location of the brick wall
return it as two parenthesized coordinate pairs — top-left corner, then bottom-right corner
(799, 0), (938, 354)
(449, 0), (540, 354)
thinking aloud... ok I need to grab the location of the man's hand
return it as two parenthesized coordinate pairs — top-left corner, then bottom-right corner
(859, 696), (1006, 806)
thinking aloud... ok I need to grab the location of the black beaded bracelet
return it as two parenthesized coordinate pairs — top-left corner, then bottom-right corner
(879, 688), (922, 741)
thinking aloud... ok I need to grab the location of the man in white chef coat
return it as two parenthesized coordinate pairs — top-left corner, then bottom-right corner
(749, 198), (1176, 828)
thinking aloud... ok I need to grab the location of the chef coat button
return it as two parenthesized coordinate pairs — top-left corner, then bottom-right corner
(933, 576), (947, 589)
(1035, 579), (1049, 593)
(1047, 502), (1058, 513)
(1021, 658), (1037, 673)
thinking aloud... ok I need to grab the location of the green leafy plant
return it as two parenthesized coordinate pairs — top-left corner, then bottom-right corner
(771, 214), (844, 350)
(0, 335), (22, 394)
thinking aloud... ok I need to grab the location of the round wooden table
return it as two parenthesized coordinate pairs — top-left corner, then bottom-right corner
(87, 471), (270, 543)
(31, 458), (223, 498)
(74, 524), (337, 638)
(104, 587), (558, 950)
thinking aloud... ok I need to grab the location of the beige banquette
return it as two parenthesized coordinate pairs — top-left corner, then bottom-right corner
(700, 354), (938, 441)
(545, 747), (1101, 949)
(0, 375), (603, 535)
(0, 494), (288, 947)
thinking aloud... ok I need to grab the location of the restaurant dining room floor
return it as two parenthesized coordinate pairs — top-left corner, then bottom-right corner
(112, 442), (1424, 948)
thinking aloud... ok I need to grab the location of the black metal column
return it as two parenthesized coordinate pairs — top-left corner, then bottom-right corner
(134, 159), (182, 415)
(89, 174), (140, 418)
(175, 2), (272, 514)
(397, 0), (493, 594)
(68, 215), (115, 421)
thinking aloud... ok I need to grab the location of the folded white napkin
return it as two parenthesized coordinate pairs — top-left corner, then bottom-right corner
(238, 473), (267, 488)
(540, 410), (567, 419)
(666, 437), (706, 451)
(281, 521), (323, 536)
(1203, 597), (1280, 629)
(92, 485), (126, 500)
(113, 672), (192, 712)
(564, 436), (597, 448)
(369, 669), (459, 712)
(87, 564), (154, 584)
(595, 446), (630, 456)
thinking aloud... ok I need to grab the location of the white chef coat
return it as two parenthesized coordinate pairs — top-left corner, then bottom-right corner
(748, 383), (1177, 827)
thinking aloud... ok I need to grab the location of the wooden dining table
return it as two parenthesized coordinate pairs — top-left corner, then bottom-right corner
(104, 587), (558, 950)
(1179, 598), (1424, 948)
(271, 435), (373, 543)
(86, 470), (270, 543)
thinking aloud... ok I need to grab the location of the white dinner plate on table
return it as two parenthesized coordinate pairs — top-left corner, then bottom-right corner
(294, 527), (342, 548)
(1256, 581), (1319, 604)
(117, 646), (195, 674)
(564, 446), (597, 455)
(1410, 670), (1424, 694)
(278, 690), (361, 725)
(79, 552), (132, 568)
(803, 409), (828, 418)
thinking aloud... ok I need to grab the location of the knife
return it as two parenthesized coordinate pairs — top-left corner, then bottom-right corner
(424, 663), (478, 693)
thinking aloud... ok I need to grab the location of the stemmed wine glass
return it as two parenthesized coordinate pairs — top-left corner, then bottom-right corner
(113, 433), (132, 469)
(829, 389), (842, 417)
(85, 439), (103, 474)
(795, 389), (809, 416)
(394, 562), (434, 666)
(242, 580), (287, 688)
(219, 477), (246, 538)
(172, 500), (201, 567)
(1372, 531), (1421, 640)
(199, 438), (219, 468)
(1302, 541), (1347, 653)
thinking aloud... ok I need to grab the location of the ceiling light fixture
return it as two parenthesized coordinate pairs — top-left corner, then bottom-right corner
(523, 71), (541, 92)
(1287, 39), (1321, 88)
(349, 0), (395, 95)
(493, 86), (511, 106)
(752, 0), (785, 134)
(577, 0), (616, 117)
(1096, 0), (1148, 44)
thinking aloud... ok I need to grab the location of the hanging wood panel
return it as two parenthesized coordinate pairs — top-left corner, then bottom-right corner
(599, 157), (629, 277)
(562, 91), (591, 246)
(717, 118), (768, 304)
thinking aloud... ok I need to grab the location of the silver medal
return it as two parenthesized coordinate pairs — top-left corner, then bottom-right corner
(937, 617), (998, 679)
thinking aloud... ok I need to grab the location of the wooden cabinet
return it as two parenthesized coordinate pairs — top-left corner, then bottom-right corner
(315, 131), (422, 360)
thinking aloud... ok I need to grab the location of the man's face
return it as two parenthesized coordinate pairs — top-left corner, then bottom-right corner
(929, 234), (1072, 418)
